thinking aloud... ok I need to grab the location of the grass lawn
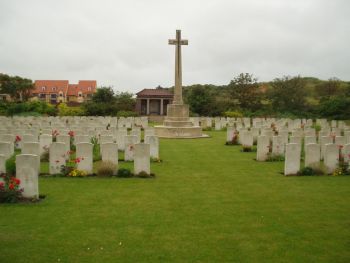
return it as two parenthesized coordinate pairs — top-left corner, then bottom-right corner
(1, 131), (349, 262)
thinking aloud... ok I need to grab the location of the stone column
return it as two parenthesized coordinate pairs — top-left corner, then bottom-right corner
(146, 99), (150, 115)
(160, 98), (164, 115)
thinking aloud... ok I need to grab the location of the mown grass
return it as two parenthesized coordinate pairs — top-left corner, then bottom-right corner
(0, 131), (349, 263)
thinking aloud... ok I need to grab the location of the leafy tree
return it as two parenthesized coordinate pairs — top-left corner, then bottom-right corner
(83, 87), (135, 116)
(92, 87), (116, 104)
(317, 96), (350, 120)
(0, 73), (34, 101)
(115, 92), (135, 112)
(227, 73), (262, 111)
(268, 76), (307, 113)
(185, 85), (215, 116)
(315, 77), (341, 99)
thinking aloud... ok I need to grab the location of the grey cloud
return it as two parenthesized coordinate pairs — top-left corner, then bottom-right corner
(0, 0), (349, 94)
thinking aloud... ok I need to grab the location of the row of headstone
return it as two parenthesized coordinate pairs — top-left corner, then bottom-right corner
(5, 142), (152, 199)
(0, 131), (159, 159)
(284, 143), (350, 175)
(0, 116), (149, 129)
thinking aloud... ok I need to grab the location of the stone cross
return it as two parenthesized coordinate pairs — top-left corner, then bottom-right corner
(169, 29), (188, 104)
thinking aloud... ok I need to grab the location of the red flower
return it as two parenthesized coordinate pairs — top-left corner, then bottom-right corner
(338, 145), (343, 149)
(9, 184), (14, 190)
(55, 160), (60, 163)
(15, 135), (22, 142)
(0, 182), (4, 188)
(68, 131), (74, 137)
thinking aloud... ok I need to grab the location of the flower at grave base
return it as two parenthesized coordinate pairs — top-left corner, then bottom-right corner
(15, 135), (21, 142)
(55, 160), (60, 163)
(14, 178), (20, 185)
(68, 131), (74, 137)
(0, 182), (4, 188)
(9, 184), (14, 190)
(338, 145), (343, 149)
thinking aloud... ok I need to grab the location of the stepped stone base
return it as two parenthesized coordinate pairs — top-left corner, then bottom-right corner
(155, 125), (206, 138)
(154, 103), (208, 138)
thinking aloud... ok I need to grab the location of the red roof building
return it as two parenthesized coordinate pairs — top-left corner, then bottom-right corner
(32, 80), (97, 104)
(135, 86), (173, 115)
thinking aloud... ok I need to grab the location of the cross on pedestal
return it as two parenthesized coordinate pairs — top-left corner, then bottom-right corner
(169, 30), (188, 104)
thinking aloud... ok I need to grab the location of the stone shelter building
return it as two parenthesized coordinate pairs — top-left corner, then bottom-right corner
(135, 87), (173, 116)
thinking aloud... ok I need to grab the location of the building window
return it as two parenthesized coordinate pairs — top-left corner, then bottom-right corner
(51, 94), (57, 99)
(59, 92), (63, 97)
(88, 87), (91, 91)
(41, 86), (46, 91)
(78, 92), (82, 97)
(52, 87), (57, 91)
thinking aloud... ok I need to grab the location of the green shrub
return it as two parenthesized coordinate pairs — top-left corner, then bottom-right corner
(96, 161), (116, 177)
(298, 166), (314, 176)
(266, 153), (285, 162)
(240, 145), (254, 152)
(5, 154), (16, 176)
(116, 111), (138, 117)
(135, 171), (155, 178)
(116, 168), (133, 178)
(298, 166), (327, 176)
(6, 101), (57, 116)
(223, 111), (243, 118)
(91, 137), (101, 162)
(58, 103), (85, 116)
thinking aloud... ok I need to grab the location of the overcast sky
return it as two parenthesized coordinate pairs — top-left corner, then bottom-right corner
(0, 0), (349, 93)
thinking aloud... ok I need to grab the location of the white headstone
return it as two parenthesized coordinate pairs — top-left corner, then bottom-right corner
(116, 130), (127, 150)
(272, 135), (285, 155)
(101, 143), (118, 166)
(100, 135), (114, 144)
(304, 136), (316, 145)
(56, 135), (70, 159)
(256, 136), (270, 161)
(124, 135), (137, 161)
(49, 142), (66, 175)
(320, 136), (333, 159)
(75, 135), (90, 145)
(226, 127), (235, 142)
(240, 130), (253, 147)
(39, 134), (52, 155)
(144, 135), (159, 159)
(304, 143), (320, 168)
(16, 154), (39, 199)
(134, 143), (150, 175)
(76, 143), (93, 174)
(343, 144), (350, 163)
(324, 144), (338, 174)
(284, 143), (301, 175)
(0, 154), (5, 174)
(23, 134), (37, 143)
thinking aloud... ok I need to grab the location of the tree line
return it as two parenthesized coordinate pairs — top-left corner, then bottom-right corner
(183, 73), (350, 119)
(1, 72), (350, 119)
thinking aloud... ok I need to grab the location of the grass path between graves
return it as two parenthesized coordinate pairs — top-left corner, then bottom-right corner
(1, 131), (350, 263)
